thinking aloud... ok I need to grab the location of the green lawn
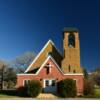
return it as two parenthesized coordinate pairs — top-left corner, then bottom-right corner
(94, 88), (100, 97)
(0, 90), (29, 98)
(0, 89), (100, 98)
(0, 93), (18, 98)
(0, 94), (14, 97)
(0, 90), (18, 97)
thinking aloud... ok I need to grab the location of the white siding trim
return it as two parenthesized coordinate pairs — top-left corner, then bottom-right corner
(17, 74), (35, 76)
(64, 73), (83, 75)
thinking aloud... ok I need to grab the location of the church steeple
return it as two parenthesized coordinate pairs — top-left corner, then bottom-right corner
(61, 27), (82, 73)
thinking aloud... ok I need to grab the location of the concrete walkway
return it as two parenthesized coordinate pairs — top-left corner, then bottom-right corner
(37, 93), (58, 98)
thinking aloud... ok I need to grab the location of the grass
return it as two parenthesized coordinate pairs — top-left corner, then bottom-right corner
(0, 90), (18, 97)
(0, 88), (100, 98)
(0, 94), (14, 97)
(94, 88), (100, 97)
(83, 88), (100, 98)
(0, 89), (29, 98)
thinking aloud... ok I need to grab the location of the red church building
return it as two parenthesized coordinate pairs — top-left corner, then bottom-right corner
(17, 28), (84, 95)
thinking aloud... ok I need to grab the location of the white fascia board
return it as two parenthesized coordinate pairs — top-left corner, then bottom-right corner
(17, 74), (35, 76)
(64, 73), (83, 75)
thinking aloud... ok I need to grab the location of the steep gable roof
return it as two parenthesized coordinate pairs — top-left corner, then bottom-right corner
(25, 39), (63, 73)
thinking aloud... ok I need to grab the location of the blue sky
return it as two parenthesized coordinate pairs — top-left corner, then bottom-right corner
(0, 0), (100, 71)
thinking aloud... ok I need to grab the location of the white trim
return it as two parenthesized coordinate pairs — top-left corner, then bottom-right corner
(25, 39), (62, 73)
(17, 73), (83, 76)
(64, 73), (83, 75)
(43, 79), (45, 88)
(17, 74), (35, 76)
(49, 62), (52, 73)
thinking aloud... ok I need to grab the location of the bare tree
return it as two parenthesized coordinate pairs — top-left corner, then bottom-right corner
(0, 60), (6, 90)
(10, 51), (35, 73)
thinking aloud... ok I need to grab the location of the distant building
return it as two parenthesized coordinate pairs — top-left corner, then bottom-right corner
(17, 28), (84, 95)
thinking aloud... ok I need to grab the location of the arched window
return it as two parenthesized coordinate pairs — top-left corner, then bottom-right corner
(68, 33), (75, 48)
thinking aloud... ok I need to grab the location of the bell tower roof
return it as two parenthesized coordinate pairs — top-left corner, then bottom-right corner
(63, 27), (79, 33)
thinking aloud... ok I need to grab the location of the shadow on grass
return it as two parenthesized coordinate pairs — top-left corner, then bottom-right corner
(0, 90), (29, 97)
(1, 90), (100, 98)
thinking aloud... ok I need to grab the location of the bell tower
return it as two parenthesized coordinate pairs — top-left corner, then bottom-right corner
(61, 28), (82, 73)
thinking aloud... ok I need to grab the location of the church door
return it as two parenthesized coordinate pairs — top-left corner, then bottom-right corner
(43, 79), (57, 93)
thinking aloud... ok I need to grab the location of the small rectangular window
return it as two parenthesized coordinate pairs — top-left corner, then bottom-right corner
(24, 80), (30, 87)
